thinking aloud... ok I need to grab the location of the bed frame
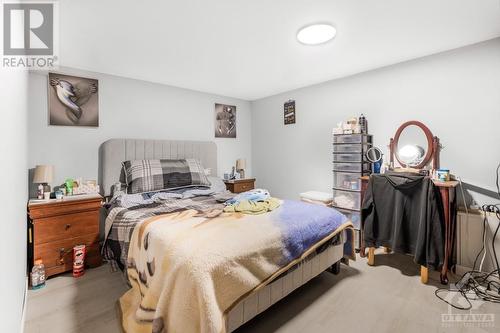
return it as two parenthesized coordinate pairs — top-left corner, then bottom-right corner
(99, 138), (347, 332)
(226, 234), (346, 332)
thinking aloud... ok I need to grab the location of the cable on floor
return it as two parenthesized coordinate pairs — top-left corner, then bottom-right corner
(435, 163), (500, 310)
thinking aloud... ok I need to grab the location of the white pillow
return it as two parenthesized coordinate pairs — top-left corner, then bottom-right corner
(208, 176), (227, 193)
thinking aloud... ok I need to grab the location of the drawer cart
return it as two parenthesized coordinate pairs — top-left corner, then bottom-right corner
(332, 134), (372, 249)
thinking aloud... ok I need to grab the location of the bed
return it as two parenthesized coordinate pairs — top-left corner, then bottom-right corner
(99, 139), (354, 333)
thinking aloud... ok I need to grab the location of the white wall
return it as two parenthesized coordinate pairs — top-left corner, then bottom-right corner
(28, 67), (252, 190)
(251, 38), (500, 204)
(0, 70), (28, 332)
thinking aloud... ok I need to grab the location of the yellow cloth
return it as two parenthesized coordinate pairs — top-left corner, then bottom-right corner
(223, 198), (281, 215)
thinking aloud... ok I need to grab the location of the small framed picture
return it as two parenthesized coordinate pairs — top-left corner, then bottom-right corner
(215, 103), (236, 138)
(284, 100), (295, 125)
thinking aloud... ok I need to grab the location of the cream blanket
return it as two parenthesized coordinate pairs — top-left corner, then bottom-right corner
(119, 200), (353, 333)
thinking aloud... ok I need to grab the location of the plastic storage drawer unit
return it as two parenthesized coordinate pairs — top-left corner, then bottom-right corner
(333, 153), (362, 163)
(332, 133), (372, 251)
(332, 189), (361, 211)
(337, 208), (362, 229)
(333, 134), (369, 144)
(333, 162), (370, 173)
(333, 172), (362, 191)
(333, 143), (368, 154)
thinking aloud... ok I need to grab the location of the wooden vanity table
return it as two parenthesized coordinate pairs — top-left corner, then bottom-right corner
(359, 121), (457, 285)
(360, 176), (457, 284)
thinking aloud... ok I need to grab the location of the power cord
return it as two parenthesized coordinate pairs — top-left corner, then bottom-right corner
(435, 163), (500, 310)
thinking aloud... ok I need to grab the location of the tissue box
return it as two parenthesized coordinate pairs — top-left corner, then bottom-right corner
(73, 182), (100, 195)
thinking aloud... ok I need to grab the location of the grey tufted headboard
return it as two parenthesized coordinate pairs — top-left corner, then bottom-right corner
(99, 139), (217, 197)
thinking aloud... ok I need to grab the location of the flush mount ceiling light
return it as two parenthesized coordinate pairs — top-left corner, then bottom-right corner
(297, 23), (336, 45)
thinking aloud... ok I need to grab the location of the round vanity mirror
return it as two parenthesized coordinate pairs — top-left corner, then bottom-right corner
(366, 147), (383, 163)
(393, 121), (434, 169)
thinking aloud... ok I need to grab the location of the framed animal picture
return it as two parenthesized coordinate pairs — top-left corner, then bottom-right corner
(48, 73), (99, 127)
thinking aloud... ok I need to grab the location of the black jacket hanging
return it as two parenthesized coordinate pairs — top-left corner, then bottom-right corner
(362, 172), (445, 269)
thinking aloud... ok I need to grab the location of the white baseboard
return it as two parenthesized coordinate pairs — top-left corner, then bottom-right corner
(20, 277), (28, 333)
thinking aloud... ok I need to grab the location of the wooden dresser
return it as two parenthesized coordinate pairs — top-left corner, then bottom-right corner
(224, 178), (256, 193)
(27, 194), (103, 278)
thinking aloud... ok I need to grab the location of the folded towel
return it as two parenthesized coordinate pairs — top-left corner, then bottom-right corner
(299, 191), (333, 203)
(301, 198), (332, 206)
(223, 197), (281, 215)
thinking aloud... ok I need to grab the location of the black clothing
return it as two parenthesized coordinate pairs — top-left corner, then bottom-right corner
(362, 172), (444, 269)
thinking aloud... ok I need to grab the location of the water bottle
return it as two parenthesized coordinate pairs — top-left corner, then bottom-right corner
(359, 114), (367, 134)
(31, 259), (46, 289)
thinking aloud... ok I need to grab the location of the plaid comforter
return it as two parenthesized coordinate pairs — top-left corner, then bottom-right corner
(103, 195), (225, 270)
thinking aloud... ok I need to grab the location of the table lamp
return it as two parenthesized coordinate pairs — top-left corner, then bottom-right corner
(236, 159), (246, 179)
(33, 165), (54, 199)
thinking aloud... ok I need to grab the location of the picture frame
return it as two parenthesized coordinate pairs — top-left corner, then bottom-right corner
(48, 72), (99, 127)
(214, 103), (236, 138)
(284, 99), (295, 125)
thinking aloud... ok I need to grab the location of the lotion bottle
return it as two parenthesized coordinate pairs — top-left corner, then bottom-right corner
(37, 184), (44, 199)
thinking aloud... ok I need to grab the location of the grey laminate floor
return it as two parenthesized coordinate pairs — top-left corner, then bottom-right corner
(25, 251), (500, 333)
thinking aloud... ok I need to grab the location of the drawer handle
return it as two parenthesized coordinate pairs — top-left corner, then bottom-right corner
(65, 224), (71, 230)
(59, 248), (66, 264)
(57, 244), (90, 264)
(58, 247), (73, 264)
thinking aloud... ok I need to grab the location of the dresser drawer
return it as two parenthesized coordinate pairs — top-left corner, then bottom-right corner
(224, 179), (256, 194)
(333, 143), (368, 154)
(333, 162), (371, 173)
(336, 208), (361, 229)
(34, 234), (100, 272)
(28, 197), (102, 219)
(44, 244), (101, 277)
(333, 153), (362, 163)
(233, 182), (254, 193)
(333, 134), (369, 144)
(333, 189), (361, 211)
(333, 172), (362, 191)
(34, 210), (99, 245)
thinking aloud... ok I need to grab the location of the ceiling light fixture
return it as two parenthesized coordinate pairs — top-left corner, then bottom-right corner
(297, 23), (336, 45)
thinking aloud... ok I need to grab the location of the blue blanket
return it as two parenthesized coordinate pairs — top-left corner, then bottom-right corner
(273, 200), (350, 263)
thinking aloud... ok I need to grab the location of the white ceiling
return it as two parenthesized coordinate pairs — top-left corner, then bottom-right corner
(59, 0), (500, 100)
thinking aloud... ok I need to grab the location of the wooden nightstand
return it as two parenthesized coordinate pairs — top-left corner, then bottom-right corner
(27, 194), (103, 278)
(224, 178), (256, 193)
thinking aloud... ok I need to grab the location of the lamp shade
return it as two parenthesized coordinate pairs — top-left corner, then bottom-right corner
(236, 159), (246, 170)
(33, 165), (54, 184)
